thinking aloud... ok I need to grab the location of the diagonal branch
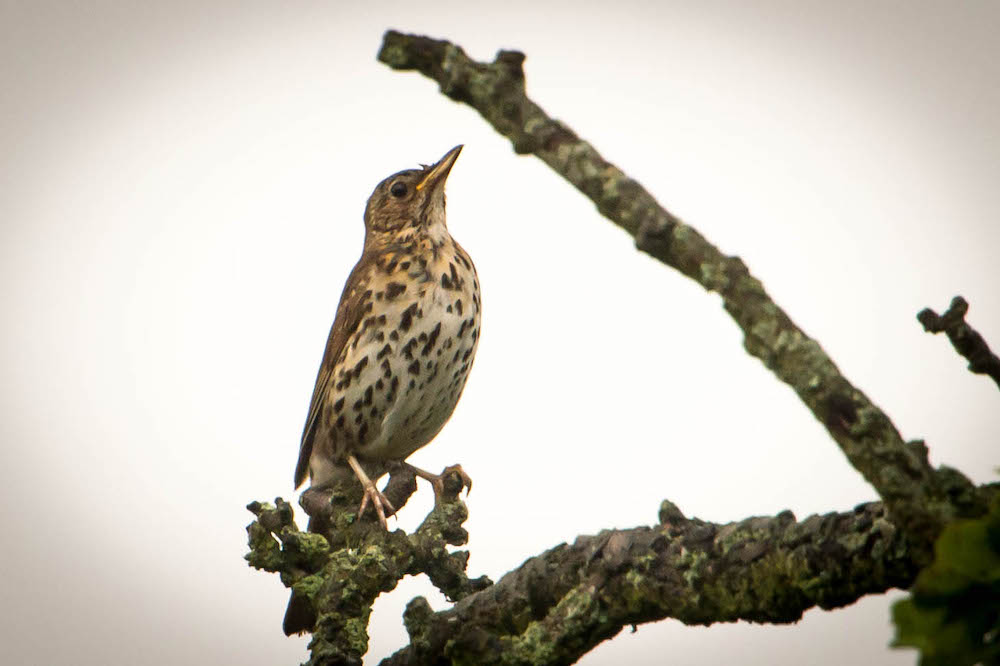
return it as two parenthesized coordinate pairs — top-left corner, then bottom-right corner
(376, 30), (986, 560)
(918, 296), (1000, 390)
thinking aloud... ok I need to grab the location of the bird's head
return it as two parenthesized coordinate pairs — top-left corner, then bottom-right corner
(363, 145), (463, 238)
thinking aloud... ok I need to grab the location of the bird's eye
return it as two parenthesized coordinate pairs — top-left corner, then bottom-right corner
(390, 181), (408, 198)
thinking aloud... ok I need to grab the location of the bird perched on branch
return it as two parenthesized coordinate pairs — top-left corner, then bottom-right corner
(284, 145), (481, 634)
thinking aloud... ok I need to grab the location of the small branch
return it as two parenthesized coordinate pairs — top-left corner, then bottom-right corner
(918, 296), (1000, 390)
(246, 469), (491, 666)
(380, 500), (918, 665)
(376, 31), (985, 559)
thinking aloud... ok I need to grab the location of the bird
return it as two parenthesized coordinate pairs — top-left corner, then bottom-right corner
(283, 145), (480, 635)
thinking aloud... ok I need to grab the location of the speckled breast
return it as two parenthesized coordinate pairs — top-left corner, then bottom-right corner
(319, 240), (480, 468)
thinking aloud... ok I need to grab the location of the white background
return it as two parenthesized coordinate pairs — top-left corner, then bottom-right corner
(2, 1), (998, 664)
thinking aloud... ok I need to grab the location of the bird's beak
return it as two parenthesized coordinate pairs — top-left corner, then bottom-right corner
(415, 145), (463, 192)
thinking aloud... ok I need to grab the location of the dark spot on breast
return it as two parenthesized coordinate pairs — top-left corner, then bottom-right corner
(408, 360), (420, 375)
(446, 304), (453, 313)
(376, 378), (384, 390)
(352, 398), (363, 411)
(449, 262), (461, 288)
(370, 406), (379, 418)
(455, 299), (463, 316)
(375, 331), (385, 342)
(462, 349), (472, 362)
(408, 378), (416, 389)
(458, 320), (468, 338)
(364, 386), (373, 405)
(390, 376), (399, 393)
(389, 330), (399, 341)
(421, 322), (441, 356)
(377, 314), (387, 325)
(399, 303), (419, 332)
(358, 422), (368, 440)
(352, 357), (369, 379)
(385, 282), (406, 299)
(333, 397), (345, 413)
(354, 412), (364, 425)
(400, 261), (410, 270)
(440, 273), (453, 290)
(377, 344), (392, 360)
(335, 414), (345, 428)
(402, 337), (417, 360)
(381, 358), (392, 379)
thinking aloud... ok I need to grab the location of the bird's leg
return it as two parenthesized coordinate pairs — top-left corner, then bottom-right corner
(403, 463), (472, 505)
(346, 454), (396, 528)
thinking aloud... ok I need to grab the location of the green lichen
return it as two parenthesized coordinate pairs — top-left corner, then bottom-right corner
(245, 467), (489, 665)
(501, 586), (601, 666)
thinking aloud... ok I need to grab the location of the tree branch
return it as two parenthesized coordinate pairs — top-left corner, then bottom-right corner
(249, 493), (922, 666)
(246, 469), (491, 666)
(376, 30), (986, 559)
(381, 500), (917, 665)
(918, 296), (1000, 390)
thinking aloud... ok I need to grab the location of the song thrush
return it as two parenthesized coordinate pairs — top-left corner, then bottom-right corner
(283, 145), (480, 634)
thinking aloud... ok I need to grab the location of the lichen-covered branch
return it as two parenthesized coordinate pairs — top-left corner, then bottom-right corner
(918, 296), (1000, 390)
(376, 30), (986, 559)
(379, 500), (918, 665)
(246, 469), (491, 666)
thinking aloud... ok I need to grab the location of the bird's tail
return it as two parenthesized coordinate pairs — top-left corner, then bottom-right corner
(283, 591), (316, 636)
(282, 514), (323, 636)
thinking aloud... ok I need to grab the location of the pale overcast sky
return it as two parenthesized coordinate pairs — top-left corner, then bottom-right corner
(2, 1), (998, 664)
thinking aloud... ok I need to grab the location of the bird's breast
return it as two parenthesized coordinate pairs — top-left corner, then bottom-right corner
(315, 240), (480, 469)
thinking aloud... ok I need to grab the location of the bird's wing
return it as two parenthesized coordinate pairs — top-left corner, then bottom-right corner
(294, 256), (373, 488)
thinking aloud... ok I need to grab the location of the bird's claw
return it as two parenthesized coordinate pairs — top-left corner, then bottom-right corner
(430, 464), (472, 504)
(357, 482), (396, 529)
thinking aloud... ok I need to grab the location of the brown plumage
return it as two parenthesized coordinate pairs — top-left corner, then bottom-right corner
(283, 145), (480, 635)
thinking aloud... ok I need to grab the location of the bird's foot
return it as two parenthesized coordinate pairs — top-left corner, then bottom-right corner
(347, 454), (396, 529)
(406, 463), (472, 505)
(357, 481), (396, 529)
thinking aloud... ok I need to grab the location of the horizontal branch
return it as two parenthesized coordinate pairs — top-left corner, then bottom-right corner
(381, 500), (918, 665)
(377, 30), (986, 559)
(918, 296), (1000, 390)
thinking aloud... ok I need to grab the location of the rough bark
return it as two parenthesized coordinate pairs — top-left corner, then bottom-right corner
(247, 469), (492, 666)
(248, 488), (930, 666)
